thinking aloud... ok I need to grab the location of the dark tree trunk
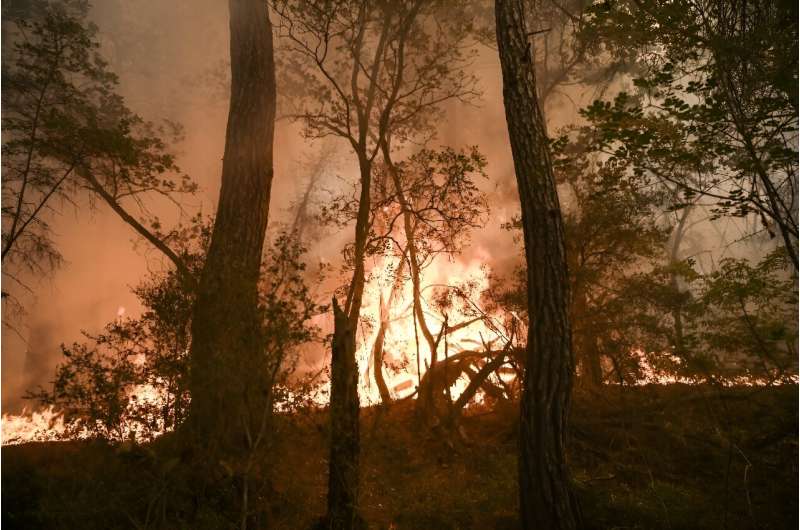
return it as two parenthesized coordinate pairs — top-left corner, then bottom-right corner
(371, 299), (393, 406)
(495, 1), (581, 529)
(323, 156), (371, 529)
(187, 0), (276, 453)
(325, 298), (363, 529)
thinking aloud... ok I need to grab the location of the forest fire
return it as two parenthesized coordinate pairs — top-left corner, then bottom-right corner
(2, 407), (72, 446)
(2, 383), (168, 445)
(2, 255), (502, 444)
(1, 0), (796, 528)
(355, 253), (503, 406)
(2, 252), (793, 446)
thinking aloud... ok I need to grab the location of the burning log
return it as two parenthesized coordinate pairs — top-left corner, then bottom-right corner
(449, 331), (517, 425)
(415, 342), (520, 424)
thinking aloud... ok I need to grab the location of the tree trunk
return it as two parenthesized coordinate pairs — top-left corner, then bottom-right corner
(371, 255), (406, 406)
(325, 298), (362, 529)
(187, 0), (276, 455)
(324, 155), (371, 528)
(669, 207), (692, 359)
(495, 1), (581, 529)
(371, 293), (393, 406)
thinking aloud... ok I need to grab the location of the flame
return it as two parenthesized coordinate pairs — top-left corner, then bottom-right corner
(1, 383), (170, 446)
(5, 278), (792, 446)
(2, 407), (75, 445)
(3, 249), (509, 445)
(6, 251), (792, 446)
(355, 251), (504, 406)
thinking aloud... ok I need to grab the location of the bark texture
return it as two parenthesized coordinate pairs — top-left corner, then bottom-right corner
(188, 0), (277, 451)
(495, 0), (581, 528)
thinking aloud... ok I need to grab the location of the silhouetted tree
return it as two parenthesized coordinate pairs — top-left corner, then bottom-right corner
(381, 147), (489, 419)
(579, 0), (798, 268)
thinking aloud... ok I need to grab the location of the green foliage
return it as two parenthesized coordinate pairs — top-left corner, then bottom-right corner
(27, 219), (207, 440)
(259, 231), (324, 396)
(618, 249), (797, 383)
(494, 125), (673, 383)
(482, 0), (798, 384)
(1, 0), (196, 314)
(698, 249), (797, 379)
(577, 0), (798, 264)
(494, 121), (797, 385)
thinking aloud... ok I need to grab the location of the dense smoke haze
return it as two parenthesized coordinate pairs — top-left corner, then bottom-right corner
(1, 0), (778, 412)
(2, 1), (520, 411)
(2, 2), (796, 528)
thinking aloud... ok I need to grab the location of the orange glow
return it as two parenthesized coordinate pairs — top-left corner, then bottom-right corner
(2, 383), (169, 445)
(1, 254), (511, 444)
(356, 251), (504, 406)
(2, 407), (75, 445)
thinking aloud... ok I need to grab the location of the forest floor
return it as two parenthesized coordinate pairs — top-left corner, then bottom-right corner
(3, 384), (797, 529)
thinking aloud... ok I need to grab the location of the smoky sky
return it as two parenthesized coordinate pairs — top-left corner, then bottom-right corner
(3, 1), (756, 413)
(1, 1), (528, 412)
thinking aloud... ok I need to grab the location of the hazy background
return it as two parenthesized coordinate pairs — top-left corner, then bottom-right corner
(3, 1), (760, 412)
(2, 1), (526, 412)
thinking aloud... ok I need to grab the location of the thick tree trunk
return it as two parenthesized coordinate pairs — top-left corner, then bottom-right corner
(495, 1), (581, 529)
(187, 0), (276, 454)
